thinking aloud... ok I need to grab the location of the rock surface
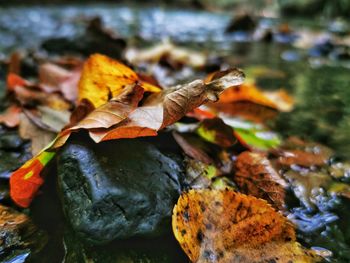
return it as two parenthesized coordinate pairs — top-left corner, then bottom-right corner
(57, 138), (183, 244)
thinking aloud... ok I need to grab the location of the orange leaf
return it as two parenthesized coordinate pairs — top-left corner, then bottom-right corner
(7, 73), (28, 91)
(10, 151), (55, 208)
(235, 151), (288, 210)
(172, 189), (320, 263)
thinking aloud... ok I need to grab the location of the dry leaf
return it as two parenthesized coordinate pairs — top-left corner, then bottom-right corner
(78, 53), (161, 108)
(39, 62), (81, 102)
(125, 40), (207, 68)
(235, 151), (287, 210)
(19, 114), (56, 156)
(82, 68), (245, 143)
(173, 132), (214, 164)
(172, 189), (320, 263)
(206, 82), (293, 122)
(0, 105), (21, 128)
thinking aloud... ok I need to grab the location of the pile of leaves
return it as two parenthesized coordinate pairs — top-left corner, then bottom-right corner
(1, 39), (350, 262)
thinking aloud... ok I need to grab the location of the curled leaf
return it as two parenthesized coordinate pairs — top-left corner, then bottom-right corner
(85, 68), (245, 142)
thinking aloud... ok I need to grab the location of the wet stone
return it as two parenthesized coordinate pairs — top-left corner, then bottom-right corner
(0, 205), (47, 262)
(57, 138), (183, 245)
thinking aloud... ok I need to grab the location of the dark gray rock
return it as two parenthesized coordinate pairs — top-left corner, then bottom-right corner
(57, 139), (183, 245)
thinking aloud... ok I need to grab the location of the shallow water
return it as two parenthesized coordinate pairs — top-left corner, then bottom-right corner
(1, 3), (350, 263)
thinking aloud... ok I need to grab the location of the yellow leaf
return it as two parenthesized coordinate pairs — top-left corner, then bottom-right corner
(78, 54), (161, 108)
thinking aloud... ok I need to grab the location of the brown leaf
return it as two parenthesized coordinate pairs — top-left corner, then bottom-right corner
(173, 132), (214, 164)
(88, 69), (245, 142)
(65, 98), (95, 129)
(39, 63), (81, 102)
(53, 84), (145, 147)
(196, 118), (236, 148)
(0, 105), (21, 127)
(172, 189), (320, 263)
(13, 85), (71, 111)
(278, 150), (330, 167)
(235, 151), (287, 210)
(19, 114), (56, 155)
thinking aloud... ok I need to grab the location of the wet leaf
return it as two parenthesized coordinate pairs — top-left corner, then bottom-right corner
(172, 189), (320, 263)
(235, 151), (287, 210)
(78, 53), (161, 108)
(0, 105), (21, 128)
(328, 182), (350, 199)
(277, 138), (333, 167)
(283, 170), (331, 209)
(278, 149), (330, 167)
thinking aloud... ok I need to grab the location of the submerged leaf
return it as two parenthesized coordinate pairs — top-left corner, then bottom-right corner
(172, 189), (320, 263)
(235, 151), (287, 210)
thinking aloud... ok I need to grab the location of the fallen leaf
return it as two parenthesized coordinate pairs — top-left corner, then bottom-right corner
(0, 105), (21, 128)
(125, 40), (207, 68)
(184, 158), (219, 189)
(173, 132), (214, 165)
(39, 62), (82, 102)
(24, 106), (70, 133)
(172, 189), (320, 263)
(10, 149), (56, 208)
(13, 85), (71, 110)
(278, 149), (330, 167)
(82, 67), (245, 143)
(196, 118), (236, 148)
(53, 83), (145, 147)
(6, 73), (28, 91)
(19, 113), (56, 155)
(327, 182), (350, 199)
(78, 53), (161, 108)
(235, 151), (288, 210)
(221, 116), (281, 151)
(206, 82), (294, 122)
